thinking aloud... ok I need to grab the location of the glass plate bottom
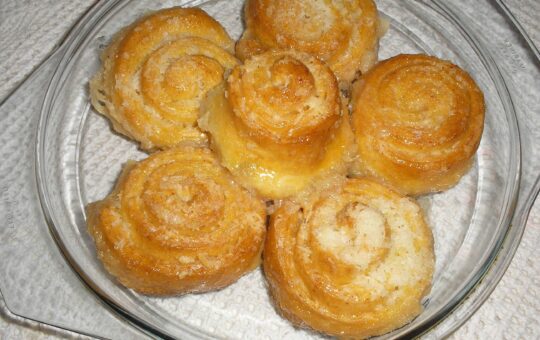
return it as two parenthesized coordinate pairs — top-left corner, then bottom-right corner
(34, 0), (528, 339)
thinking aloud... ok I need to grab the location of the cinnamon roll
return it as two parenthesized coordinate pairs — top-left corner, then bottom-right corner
(86, 147), (266, 295)
(90, 7), (239, 150)
(264, 178), (434, 338)
(236, 0), (384, 85)
(199, 50), (355, 199)
(350, 54), (485, 195)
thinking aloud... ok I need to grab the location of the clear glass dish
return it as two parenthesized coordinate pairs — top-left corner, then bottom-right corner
(32, 0), (539, 338)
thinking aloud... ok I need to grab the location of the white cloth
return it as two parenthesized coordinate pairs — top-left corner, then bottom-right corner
(0, 1), (538, 338)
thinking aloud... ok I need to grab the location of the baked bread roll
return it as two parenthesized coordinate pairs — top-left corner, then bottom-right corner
(264, 178), (434, 338)
(236, 0), (384, 85)
(86, 147), (266, 295)
(199, 50), (355, 199)
(90, 7), (239, 150)
(351, 54), (485, 196)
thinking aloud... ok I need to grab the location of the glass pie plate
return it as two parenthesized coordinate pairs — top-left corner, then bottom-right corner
(0, 0), (534, 338)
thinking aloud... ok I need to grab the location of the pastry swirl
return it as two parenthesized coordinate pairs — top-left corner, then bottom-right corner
(199, 50), (354, 199)
(351, 54), (485, 195)
(236, 0), (384, 84)
(87, 147), (266, 295)
(264, 178), (434, 338)
(90, 7), (239, 150)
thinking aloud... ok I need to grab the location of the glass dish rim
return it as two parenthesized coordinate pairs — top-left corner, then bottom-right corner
(33, 0), (525, 338)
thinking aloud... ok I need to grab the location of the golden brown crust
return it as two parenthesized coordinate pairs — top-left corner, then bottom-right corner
(350, 54), (485, 196)
(90, 7), (239, 150)
(86, 147), (266, 295)
(199, 50), (355, 199)
(236, 0), (383, 84)
(264, 178), (434, 338)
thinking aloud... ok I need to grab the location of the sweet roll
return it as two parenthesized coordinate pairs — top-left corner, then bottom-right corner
(90, 7), (239, 150)
(199, 50), (354, 199)
(350, 54), (485, 195)
(264, 178), (435, 338)
(86, 147), (266, 295)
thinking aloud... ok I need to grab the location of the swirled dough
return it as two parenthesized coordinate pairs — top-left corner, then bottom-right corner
(87, 147), (266, 295)
(199, 50), (355, 199)
(264, 178), (434, 338)
(236, 0), (384, 85)
(350, 54), (485, 195)
(90, 7), (239, 150)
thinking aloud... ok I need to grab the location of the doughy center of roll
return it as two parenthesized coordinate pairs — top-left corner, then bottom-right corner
(267, 56), (315, 107)
(313, 202), (390, 272)
(143, 175), (222, 226)
(163, 56), (224, 99)
(141, 40), (226, 121)
(378, 65), (466, 145)
(139, 168), (225, 246)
